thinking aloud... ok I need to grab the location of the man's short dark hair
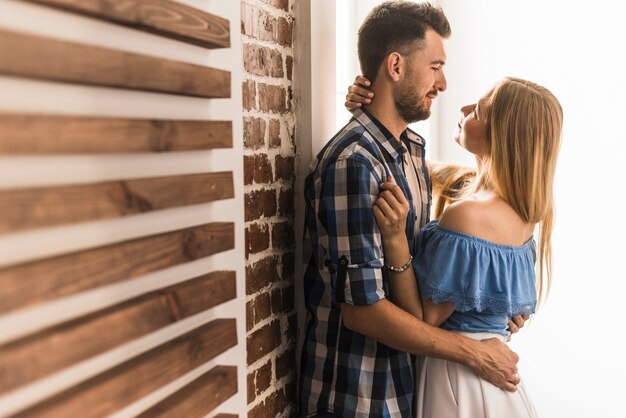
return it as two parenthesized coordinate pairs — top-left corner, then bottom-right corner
(358, 1), (451, 82)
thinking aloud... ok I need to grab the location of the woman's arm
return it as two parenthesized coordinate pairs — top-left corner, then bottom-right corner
(374, 180), (423, 319)
(345, 75), (374, 109)
(422, 299), (455, 327)
(375, 181), (456, 326)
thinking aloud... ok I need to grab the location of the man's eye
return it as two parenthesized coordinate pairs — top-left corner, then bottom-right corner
(432, 67), (439, 72)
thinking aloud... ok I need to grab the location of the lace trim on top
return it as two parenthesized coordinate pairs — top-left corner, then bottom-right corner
(421, 282), (536, 316)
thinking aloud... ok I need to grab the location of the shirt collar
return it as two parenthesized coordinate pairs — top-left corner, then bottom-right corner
(351, 108), (425, 164)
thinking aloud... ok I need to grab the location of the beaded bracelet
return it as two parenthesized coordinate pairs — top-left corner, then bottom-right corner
(385, 255), (413, 272)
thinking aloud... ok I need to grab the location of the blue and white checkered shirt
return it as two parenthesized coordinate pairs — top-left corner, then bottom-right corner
(299, 109), (431, 418)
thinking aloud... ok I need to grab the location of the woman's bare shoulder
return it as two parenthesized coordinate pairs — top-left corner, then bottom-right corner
(439, 199), (487, 236)
(439, 195), (532, 245)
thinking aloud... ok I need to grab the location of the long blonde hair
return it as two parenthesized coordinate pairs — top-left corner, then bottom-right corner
(428, 161), (475, 220)
(479, 77), (563, 304)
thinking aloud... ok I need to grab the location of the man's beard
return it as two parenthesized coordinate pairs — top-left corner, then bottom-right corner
(394, 78), (431, 124)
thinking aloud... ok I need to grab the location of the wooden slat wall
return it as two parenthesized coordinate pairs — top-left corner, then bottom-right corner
(0, 114), (233, 153)
(0, 271), (236, 391)
(24, 0), (231, 49)
(15, 319), (237, 418)
(0, 29), (230, 98)
(136, 366), (238, 418)
(0, 222), (234, 313)
(0, 0), (243, 416)
(0, 172), (234, 233)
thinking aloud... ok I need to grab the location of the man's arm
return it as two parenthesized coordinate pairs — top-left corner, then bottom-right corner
(340, 299), (521, 392)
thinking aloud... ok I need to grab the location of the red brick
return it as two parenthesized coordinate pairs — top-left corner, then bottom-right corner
(247, 319), (281, 365)
(244, 154), (273, 186)
(246, 255), (280, 294)
(244, 155), (254, 185)
(271, 283), (294, 315)
(287, 86), (293, 112)
(276, 347), (296, 380)
(284, 381), (297, 412)
(272, 221), (294, 250)
(242, 3), (292, 46)
(286, 55), (293, 81)
(247, 291), (272, 332)
(268, 119), (281, 148)
(285, 313), (297, 342)
(246, 222), (270, 257)
(243, 79), (256, 110)
(258, 83), (287, 113)
(282, 251), (295, 276)
(278, 187), (294, 216)
(248, 360), (273, 404)
(245, 188), (277, 221)
(246, 300), (254, 331)
(276, 17), (293, 46)
(243, 43), (284, 78)
(244, 117), (266, 150)
(242, 4), (277, 44)
(248, 384), (291, 418)
(275, 155), (295, 181)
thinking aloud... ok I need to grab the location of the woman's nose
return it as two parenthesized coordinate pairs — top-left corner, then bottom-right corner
(460, 104), (475, 117)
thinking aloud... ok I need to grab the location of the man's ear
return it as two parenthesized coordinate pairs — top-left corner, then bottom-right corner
(385, 52), (403, 82)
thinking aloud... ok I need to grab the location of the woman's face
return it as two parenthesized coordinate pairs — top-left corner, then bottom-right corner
(453, 99), (488, 157)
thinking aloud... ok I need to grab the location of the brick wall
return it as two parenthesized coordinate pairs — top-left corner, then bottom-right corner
(241, 0), (297, 417)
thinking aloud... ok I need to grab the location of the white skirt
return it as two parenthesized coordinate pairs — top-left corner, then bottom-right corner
(415, 332), (538, 418)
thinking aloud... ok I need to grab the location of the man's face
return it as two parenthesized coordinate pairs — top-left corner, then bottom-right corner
(393, 29), (447, 123)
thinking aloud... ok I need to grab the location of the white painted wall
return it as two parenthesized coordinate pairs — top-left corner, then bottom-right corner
(0, 1), (246, 416)
(310, 0), (337, 156)
(437, 1), (626, 416)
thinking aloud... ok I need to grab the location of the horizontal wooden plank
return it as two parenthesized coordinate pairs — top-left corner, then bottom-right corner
(137, 366), (237, 418)
(0, 271), (235, 391)
(0, 29), (230, 98)
(0, 222), (234, 313)
(0, 171), (234, 233)
(14, 319), (237, 418)
(0, 114), (232, 153)
(25, 0), (230, 49)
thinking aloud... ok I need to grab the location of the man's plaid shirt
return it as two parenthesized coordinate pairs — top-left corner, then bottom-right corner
(299, 109), (431, 418)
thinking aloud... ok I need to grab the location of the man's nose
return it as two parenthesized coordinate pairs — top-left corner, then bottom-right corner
(436, 71), (447, 92)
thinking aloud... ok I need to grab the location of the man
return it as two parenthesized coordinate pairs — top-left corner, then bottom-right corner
(299, 2), (522, 417)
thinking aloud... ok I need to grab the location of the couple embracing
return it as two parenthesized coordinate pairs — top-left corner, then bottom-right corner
(299, 2), (562, 418)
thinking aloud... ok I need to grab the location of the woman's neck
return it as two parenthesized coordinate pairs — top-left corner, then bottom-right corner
(470, 157), (494, 195)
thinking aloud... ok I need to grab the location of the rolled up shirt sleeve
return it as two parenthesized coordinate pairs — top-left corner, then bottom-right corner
(318, 156), (386, 306)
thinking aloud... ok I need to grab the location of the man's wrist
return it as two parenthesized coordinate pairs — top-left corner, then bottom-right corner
(447, 333), (480, 369)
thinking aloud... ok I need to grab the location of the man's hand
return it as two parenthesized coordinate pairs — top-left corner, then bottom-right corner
(345, 75), (374, 109)
(469, 338), (520, 392)
(507, 314), (530, 335)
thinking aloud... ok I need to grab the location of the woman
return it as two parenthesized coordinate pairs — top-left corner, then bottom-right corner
(349, 77), (562, 417)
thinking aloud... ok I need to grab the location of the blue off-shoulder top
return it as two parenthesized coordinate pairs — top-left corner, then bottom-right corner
(413, 221), (537, 336)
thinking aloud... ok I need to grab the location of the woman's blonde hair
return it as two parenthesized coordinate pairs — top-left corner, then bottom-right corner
(480, 77), (563, 304)
(428, 161), (475, 220)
